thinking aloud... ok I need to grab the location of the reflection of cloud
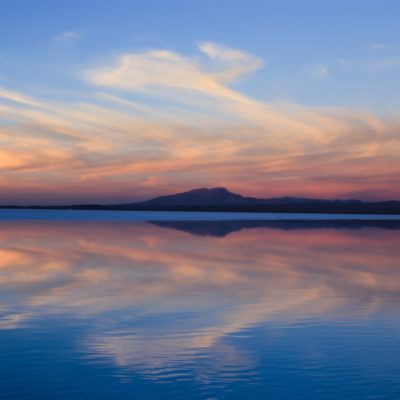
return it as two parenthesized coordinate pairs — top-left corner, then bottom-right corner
(0, 311), (34, 330)
(88, 287), (336, 378)
(1, 221), (400, 377)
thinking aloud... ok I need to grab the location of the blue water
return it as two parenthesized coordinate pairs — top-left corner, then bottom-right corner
(1, 217), (400, 399)
(1, 208), (400, 220)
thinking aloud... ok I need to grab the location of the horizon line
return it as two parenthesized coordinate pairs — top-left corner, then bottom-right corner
(0, 186), (399, 208)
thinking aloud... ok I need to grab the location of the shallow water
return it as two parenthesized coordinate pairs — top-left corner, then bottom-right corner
(1, 208), (400, 220)
(1, 218), (400, 399)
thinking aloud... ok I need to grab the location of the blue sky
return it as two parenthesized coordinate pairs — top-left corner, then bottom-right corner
(0, 0), (400, 203)
(2, 0), (399, 109)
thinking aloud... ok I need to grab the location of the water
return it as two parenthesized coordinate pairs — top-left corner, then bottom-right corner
(1, 209), (400, 221)
(1, 214), (400, 399)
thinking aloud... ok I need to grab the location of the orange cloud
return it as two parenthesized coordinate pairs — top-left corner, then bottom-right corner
(0, 44), (400, 203)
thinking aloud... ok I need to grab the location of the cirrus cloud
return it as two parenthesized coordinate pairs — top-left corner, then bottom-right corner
(83, 42), (263, 104)
(54, 31), (81, 43)
(0, 43), (400, 203)
(307, 64), (328, 79)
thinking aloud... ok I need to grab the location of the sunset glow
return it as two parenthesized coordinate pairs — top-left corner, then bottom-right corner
(1, 1), (400, 204)
(3, 3), (400, 399)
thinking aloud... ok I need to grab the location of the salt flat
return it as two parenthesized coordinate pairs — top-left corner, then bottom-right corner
(1, 209), (400, 221)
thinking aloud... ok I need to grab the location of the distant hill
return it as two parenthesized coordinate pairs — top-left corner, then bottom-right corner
(119, 187), (365, 207)
(114, 187), (400, 214)
(1, 187), (400, 214)
(123, 187), (263, 206)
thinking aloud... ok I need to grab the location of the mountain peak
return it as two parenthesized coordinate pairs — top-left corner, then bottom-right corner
(184, 187), (238, 196)
(112, 187), (400, 213)
(185, 187), (231, 191)
(139, 187), (259, 206)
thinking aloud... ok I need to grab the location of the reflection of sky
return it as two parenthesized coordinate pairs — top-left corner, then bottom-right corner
(1, 221), (400, 397)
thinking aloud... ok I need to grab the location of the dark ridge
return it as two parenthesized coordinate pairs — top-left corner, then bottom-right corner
(115, 187), (400, 214)
(114, 187), (400, 214)
(1, 187), (400, 215)
(119, 187), (263, 207)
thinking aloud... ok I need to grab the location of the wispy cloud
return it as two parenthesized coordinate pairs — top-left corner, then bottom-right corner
(83, 42), (262, 104)
(371, 57), (400, 71)
(307, 64), (328, 79)
(337, 58), (349, 69)
(54, 31), (81, 43)
(370, 42), (392, 51)
(364, 42), (400, 72)
(198, 42), (263, 82)
(0, 43), (400, 203)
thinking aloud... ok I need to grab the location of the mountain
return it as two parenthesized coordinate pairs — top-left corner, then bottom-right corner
(120, 187), (366, 207)
(2, 187), (400, 214)
(118, 187), (364, 207)
(132, 187), (262, 206)
(115, 187), (400, 214)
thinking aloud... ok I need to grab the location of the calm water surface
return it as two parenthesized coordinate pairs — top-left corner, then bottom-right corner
(1, 217), (400, 399)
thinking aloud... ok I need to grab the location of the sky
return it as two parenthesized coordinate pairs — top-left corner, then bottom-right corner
(1, 0), (400, 204)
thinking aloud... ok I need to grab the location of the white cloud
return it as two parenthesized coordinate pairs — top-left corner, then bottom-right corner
(370, 42), (392, 51)
(337, 58), (349, 69)
(371, 57), (400, 71)
(54, 31), (81, 43)
(367, 43), (400, 71)
(307, 64), (328, 79)
(198, 42), (263, 82)
(83, 43), (263, 104)
(1, 43), (400, 202)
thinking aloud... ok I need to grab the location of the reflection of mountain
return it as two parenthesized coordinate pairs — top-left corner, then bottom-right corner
(150, 220), (400, 237)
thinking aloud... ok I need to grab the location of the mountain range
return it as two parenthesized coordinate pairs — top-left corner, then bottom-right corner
(114, 187), (400, 214)
(1, 187), (400, 214)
